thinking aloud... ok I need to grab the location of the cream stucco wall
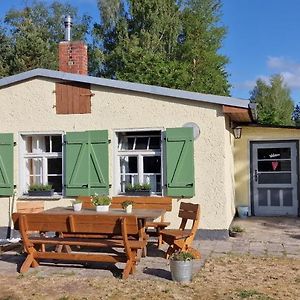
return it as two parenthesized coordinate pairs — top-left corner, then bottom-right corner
(234, 126), (300, 211)
(0, 78), (236, 232)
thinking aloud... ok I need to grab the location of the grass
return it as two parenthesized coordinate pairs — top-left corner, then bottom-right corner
(238, 289), (273, 299)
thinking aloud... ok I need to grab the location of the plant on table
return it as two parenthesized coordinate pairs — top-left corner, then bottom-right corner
(122, 200), (134, 213)
(169, 250), (195, 283)
(91, 194), (111, 212)
(72, 199), (83, 212)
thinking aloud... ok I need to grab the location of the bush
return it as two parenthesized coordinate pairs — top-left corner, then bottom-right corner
(170, 251), (194, 261)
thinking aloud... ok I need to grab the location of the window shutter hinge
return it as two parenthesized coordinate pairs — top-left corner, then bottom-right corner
(109, 184), (112, 188)
(108, 139), (111, 144)
(14, 184), (17, 188)
(13, 142), (17, 146)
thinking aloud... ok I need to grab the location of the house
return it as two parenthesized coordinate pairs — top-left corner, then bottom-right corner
(0, 21), (257, 239)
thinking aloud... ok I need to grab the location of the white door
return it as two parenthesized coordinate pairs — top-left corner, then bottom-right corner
(251, 141), (299, 216)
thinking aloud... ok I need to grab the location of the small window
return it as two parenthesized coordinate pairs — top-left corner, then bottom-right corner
(117, 130), (162, 194)
(21, 134), (63, 194)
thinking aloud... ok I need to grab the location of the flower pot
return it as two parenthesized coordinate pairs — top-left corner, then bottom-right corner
(125, 191), (151, 196)
(237, 206), (248, 218)
(73, 202), (82, 212)
(125, 205), (133, 213)
(96, 205), (110, 212)
(170, 260), (193, 283)
(28, 189), (54, 197)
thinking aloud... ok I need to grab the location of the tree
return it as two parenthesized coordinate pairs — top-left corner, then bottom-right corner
(250, 75), (295, 126)
(2, 1), (91, 75)
(0, 25), (11, 78)
(95, 0), (230, 95)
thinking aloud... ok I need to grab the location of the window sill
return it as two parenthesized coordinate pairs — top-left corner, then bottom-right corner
(17, 195), (62, 201)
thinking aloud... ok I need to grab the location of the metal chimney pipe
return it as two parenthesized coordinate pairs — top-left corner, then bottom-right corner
(64, 15), (72, 41)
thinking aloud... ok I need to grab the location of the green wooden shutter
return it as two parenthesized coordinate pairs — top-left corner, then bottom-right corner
(0, 133), (14, 196)
(65, 130), (109, 196)
(165, 127), (195, 198)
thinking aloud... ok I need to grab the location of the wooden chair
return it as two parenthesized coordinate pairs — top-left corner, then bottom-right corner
(16, 201), (44, 213)
(112, 196), (172, 248)
(160, 202), (200, 259)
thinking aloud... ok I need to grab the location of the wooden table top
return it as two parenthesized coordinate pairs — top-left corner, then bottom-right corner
(43, 207), (165, 220)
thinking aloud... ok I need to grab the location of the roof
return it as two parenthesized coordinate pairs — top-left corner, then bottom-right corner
(0, 68), (250, 109)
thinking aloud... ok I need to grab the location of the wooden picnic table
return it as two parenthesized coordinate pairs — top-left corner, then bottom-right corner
(43, 207), (166, 256)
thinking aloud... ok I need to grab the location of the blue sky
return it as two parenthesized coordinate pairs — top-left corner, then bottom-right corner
(1, 0), (300, 102)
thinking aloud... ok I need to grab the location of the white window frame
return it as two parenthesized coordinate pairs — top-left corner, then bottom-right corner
(18, 131), (64, 196)
(113, 128), (164, 196)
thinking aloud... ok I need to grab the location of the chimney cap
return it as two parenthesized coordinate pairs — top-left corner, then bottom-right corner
(64, 15), (72, 41)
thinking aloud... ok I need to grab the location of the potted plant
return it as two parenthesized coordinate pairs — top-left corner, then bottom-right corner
(169, 251), (195, 283)
(229, 225), (244, 237)
(72, 199), (82, 212)
(122, 200), (134, 213)
(28, 184), (54, 197)
(91, 194), (111, 212)
(125, 183), (151, 196)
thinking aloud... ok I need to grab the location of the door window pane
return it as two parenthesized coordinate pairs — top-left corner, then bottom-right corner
(258, 189), (268, 206)
(270, 189), (280, 206)
(257, 148), (291, 160)
(258, 173), (291, 184)
(258, 160), (291, 172)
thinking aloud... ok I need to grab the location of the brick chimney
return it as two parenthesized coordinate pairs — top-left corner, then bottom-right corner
(58, 16), (88, 75)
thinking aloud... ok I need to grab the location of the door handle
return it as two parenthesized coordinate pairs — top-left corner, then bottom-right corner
(254, 170), (258, 182)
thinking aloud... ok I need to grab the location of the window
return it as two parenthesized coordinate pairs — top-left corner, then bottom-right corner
(116, 131), (162, 194)
(20, 134), (63, 194)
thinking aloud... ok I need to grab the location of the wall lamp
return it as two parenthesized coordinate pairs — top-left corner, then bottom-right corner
(233, 126), (242, 139)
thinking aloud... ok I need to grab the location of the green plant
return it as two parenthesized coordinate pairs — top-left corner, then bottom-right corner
(122, 200), (134, 209)
(230, 225), (244, 233)
(72, 199), (82, 205)
(170, 251), (194, 261)
(28, 183), (52, 192)
(91, 194), (111, 206)
(125, 183), (151, 192)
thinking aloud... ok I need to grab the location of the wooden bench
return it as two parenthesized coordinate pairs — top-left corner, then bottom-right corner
(12, 213), (146, 279)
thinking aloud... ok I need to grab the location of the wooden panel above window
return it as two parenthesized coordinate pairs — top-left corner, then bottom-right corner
(55, 82), (92, 114)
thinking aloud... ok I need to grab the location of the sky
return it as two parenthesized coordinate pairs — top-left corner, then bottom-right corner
(1, 0), (300, 102)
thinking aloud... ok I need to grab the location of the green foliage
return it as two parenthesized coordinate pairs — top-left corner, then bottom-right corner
(91, 194), (111, 206)
(95, 0), (230, 95)
(230, 225), (244, 233)
(28, 184), (53, 192)
(170, 251), (194, 261)
(1, 1), (91, 76)
(125, 183), (151, 192)
(250, 75), (295, 126)
(121, 200), (134, 209)
(292, 104), (300, 127)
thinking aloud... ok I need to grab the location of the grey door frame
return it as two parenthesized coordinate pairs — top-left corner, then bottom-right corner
(250, 140), (300, 216)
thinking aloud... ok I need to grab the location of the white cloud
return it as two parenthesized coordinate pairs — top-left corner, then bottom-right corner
(238, 56), (300, 91)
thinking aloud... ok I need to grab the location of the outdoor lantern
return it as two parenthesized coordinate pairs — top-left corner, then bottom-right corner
(233, 126), (242, 139)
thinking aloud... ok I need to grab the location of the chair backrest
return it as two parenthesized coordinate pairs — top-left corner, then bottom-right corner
(12, 213), (139, 236)
(77, 196), (93, 209)
(16, 201), (44, 213)
(178, 202), (200, 234)
(111, 196), (172, 211)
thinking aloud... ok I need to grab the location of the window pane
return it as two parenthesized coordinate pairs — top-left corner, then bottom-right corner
(144, 174), (161, 193)
(45, 136), (50, 152)
(149, 137), (161, 149)
(120, 175), (138, 192)
(48, 158), (62, 174)
(120, 137), (134, 150)
(144, 156), (161, 173)
(26, 158), (42, 177)
(135, 137), (148, 149)
(120, 156), (138, 173)
(257, 148), (291, 160)
(258, 173), (291, 184)
(258, 160), (291, 172)
(25, 136), (33, 153)
(51, 136), (62, 152)
(48, 175), (62, 192)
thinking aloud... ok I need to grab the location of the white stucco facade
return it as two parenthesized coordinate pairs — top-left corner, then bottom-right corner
(0, 77), (239, 234)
